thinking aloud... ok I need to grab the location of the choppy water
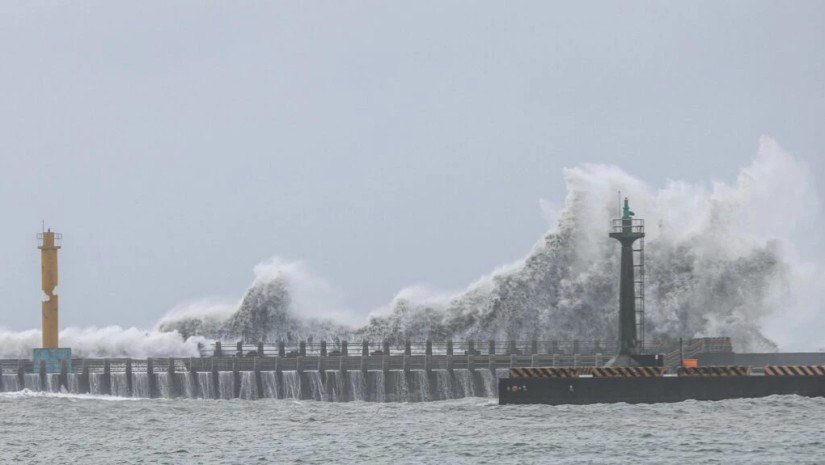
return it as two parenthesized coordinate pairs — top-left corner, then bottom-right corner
(1, 392), (824, 464)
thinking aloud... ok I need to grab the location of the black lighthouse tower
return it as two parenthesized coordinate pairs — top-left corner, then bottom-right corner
(607, 198), (646, 365)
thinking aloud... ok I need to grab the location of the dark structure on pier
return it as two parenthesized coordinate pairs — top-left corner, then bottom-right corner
(607, 198), (645, 362)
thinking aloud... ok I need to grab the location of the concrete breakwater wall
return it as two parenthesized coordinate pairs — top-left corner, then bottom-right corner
(0, 353), (607, 401)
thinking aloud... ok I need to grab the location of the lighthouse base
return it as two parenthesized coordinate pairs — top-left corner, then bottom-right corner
(33, 348), (72, 374)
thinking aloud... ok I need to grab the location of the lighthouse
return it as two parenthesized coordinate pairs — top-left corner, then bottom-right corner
(605, 198), (648, 366)
(32, 228), (71, 374)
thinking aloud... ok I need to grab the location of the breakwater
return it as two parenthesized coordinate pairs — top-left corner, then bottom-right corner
(0, 352), (611, 401)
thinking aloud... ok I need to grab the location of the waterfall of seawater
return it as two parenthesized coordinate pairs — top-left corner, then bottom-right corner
(132, 372), (150, 398)
(435, 371), (453, 400)
(414, 370), (430, 402)
(217, 371), (234, 399)
(388, 371), (408, 402)
(44, 374), (59, 392)
(157, 373), (173, 398)
(111, 373), (130, 397)
(282, 371), (301, 399)
(2, 374), (20, 392)
(325, 371), (345, 402)
(0, 366), (500, 401)
(306, 371), (326, 401)
(349, 370), (366, 401)
(197, 372), (213, 399)
(260, 371), (278, 399)
(23, 373), (41, 391)
(370, 371), (386, 403)
(239, 371), (257, 400)
(68, 374), (80, 393)
(454, 369), (475, 398)
(89, 373), (106, 395)
(477, 369), (496, 397)
(177, 372), (195, 399)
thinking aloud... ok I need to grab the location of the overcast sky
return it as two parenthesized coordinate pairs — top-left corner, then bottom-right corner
(0, 1), (823, 330)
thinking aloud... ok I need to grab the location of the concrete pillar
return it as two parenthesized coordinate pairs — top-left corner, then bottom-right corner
(0, 365), (3, 391)
(320, 341), (327, 356)
(488, 340), (496, 355)
(531, 354), (538, 367)
(424, 353), (431, 376)
(125, 358), (133, 397)
(275, 357), (283, 399)
(342, 341), (348, 356)
(147, 358), (157, 398)
(446, 341), (453, 356)
(278, 341), (285, 357)
(508, 340), (516, 355)
(39, 360), (46, 391)
(80, 361), (90, 394)
(102, 359), (111, 395)
(167, 357), (176, 398)
(468, 340), (475, 355)
(59, 359), (69, 392)
(318, 355), (327, 392)
(382, 340), (390, 356)
(189, 358), (200, 399)
(215, 341), (222, 357)
(254, 357), (263, 399)
(573, 340), (580, 354)
(404, 340), (411, 356)
(425, 340), (432, 356)
(211, 359), (219, 399)
(552, 353), (558, 367)
(362, 341), (369, 357)
(236, 341), (244, 357)
(17, 360), (24, 392)
(299, 341), (306, 357)
(338, 355), (348, 402)
(382, 355), (390, 401)
(531, 340), (538, 355)
(257, 342), (264, 357)
(232, 361), (241, 399)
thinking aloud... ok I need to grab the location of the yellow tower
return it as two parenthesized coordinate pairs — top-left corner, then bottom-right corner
(38, 229), (61, 348)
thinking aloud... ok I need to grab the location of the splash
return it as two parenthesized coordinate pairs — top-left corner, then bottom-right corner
(157, 137), (821, 352)
(1, 137), (819, 356)
(0, 326), (206, 359)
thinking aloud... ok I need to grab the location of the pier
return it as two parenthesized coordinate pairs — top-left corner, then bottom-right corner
(0, 339), (636, 401)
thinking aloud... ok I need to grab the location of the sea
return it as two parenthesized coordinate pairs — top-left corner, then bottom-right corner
(1, 391), (823, 464)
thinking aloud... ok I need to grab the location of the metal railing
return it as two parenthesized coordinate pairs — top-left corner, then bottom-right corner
(610, 218), (644, 234)
(205, 340), (629, 358)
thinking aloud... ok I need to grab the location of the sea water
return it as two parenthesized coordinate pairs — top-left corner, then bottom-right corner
(0, 393), (822, 464)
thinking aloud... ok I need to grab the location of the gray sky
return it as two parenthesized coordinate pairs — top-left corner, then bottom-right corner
(0, 1), (823, 330)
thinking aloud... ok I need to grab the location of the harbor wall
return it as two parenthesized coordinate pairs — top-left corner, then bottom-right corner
(0, 353), (608, 401)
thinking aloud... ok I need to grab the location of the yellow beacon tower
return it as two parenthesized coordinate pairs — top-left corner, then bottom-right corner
(33, 228), (71, 374)
(38, 229), (61, 348)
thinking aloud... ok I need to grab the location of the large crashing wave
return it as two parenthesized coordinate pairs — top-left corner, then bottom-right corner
(1, 137), (814, 357)
(156, 137), (820, 353)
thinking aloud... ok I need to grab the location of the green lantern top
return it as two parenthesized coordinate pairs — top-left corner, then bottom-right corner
(622, 198), (635, 218)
